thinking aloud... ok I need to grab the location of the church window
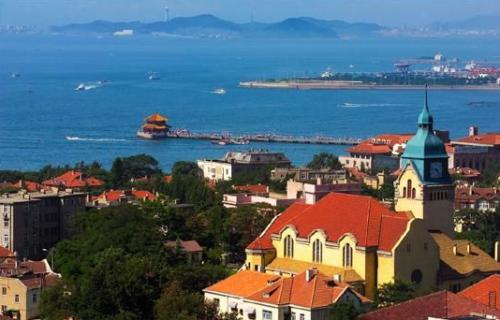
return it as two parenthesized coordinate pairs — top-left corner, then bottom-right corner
(284, 235), (294, 258)
(312, 239), (323, 263)
(402, 187), (407, 198)
(411, 269), (423, 284)
(342, 244), (353, 268)
(430, 192), (434, 201)
(407, 180), (412, 198)
(411, 188), (416, 199)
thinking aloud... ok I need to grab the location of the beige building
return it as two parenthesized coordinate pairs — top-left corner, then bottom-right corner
(0, 190), (86, 259)
(0, 258), (60, 320)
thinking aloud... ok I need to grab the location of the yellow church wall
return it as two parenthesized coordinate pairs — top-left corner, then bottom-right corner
(393, 219), (440, 294)
(245, 250), (276, 272)
(376, 254), (395, 288)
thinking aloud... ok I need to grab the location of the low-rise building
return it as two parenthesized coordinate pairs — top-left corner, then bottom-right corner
(360, 290), (500, 320)
(198, 150), (291, 182)
(339, 134), (413, 172)
(0, 258), (60, 320)
(449, 127), (500, 171)
(165, 239), (203, 264)
(89, 189), (157, 208)
(43, 170), (104, 190)
(271, 167), (347, 183)
(204, 270), (370, 320)
(0, 190), (86, 259)
(455, 186), (499, 212)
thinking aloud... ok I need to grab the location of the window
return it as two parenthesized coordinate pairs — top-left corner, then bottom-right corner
(411, 188), (416, 199)
(406, 180), (412, 198)
(411, 269), (423, 284)
(15, 294), (19, 303)
(33, 293), (37, 303)
(300, 314), (305, 320)
(284, 235), (294, 258)
(312, 239), (323, 263)
(342, 244), (353, 268)
(213, 298), (219, 306)
(291, 312), (296, 320)
(263, 310), (272, 320)
(1, 287), (6, 295)
(402, 187), (407, 198)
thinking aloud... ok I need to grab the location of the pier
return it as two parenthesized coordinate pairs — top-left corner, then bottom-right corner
(165, 130), (362, 145)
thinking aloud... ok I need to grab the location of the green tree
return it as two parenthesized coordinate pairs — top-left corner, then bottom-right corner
(329, 302), (360, 320)
(155, 281), (203, 320)
(307, 153), (342, 170)
(375, 279), (416, 307)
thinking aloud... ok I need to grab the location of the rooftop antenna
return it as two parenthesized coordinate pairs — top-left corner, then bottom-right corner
(164, 4), (170, 22)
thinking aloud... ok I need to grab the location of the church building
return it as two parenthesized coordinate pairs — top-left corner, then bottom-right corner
(205, 92), (500, 317)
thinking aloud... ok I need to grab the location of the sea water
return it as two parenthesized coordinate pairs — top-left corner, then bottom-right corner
(1, 34), (499, 171)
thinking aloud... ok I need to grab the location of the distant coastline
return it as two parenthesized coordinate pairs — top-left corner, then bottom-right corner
(239, 80), (500, 91)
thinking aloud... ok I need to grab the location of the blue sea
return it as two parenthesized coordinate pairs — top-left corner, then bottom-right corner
(1, 34), (499, 171)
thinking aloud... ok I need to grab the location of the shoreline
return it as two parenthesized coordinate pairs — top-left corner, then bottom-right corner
(239, 81), (500, 91)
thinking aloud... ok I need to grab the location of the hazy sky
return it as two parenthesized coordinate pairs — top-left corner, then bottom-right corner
(1, 0), (499, 27)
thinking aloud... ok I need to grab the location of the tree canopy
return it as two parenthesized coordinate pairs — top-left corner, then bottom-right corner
(307, 153), (342, 170)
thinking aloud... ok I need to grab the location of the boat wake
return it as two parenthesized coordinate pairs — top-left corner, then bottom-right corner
(65, 136), (128, 142)
(338, 102), (408, 108)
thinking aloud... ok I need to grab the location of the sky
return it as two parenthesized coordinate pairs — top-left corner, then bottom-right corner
(1, 0), (500, 27)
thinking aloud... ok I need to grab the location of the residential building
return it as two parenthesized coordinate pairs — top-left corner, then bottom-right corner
(237, 96), (500, 301)
(204, 270), (370, 320)
(271, 167), (347, 183)
(448, 127), (500, 171)
(42, 170), (104, 190)
(449, 167), (481, 183)
(0, 259), (60, 320)
(233, 184), (269, 194)
(455, 186), (499, 212)
(89, 189), (157, 208)
(458, 274), (500, 310)
(359, 290), (500, 320)
(339, 133), (413, 172)
(198, 150), (291, 181)
(165, 239), (203, 264)
(0, 190), (86, 259)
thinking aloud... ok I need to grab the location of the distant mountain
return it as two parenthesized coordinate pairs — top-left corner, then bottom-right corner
(264, 18), (337, 37)
(52, 14), (386, 38)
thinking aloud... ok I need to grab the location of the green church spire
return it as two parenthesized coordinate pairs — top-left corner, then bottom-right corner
(417, 85), (433, 129)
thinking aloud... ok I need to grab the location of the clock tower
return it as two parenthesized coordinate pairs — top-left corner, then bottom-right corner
(395, 89), (455, 236)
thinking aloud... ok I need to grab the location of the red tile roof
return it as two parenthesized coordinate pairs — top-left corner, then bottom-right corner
(360, 290), (500, 320)
(247, 193), (410, 252)
(43, 170), (104, 189)
(233, 184), (269, 194)
(347, 143), (392, 155)
(454, 133), (500, 147)
(450, 167), (481, 178)
(165, 240), (203, 253)
(458, 274), (500, 310)
(0, 246), (14, 258)
(348, 134), (413, 155)
(347, 167), (370, 181)
(455, 186), (500, 205)
(96, 189), (157, 204)
(246, 270), (370, 308)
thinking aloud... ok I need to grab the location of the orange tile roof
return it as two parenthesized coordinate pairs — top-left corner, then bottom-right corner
(131, 190), (156, 201)
(43, 170), (104, 189)
(348, 134), (413, 155)
(96, 189), (157, 204)
(146, 113), (168, 122)
(454, 133), (500, 146)
(0, 246), (14, 258)
(247, 193), (410, 252)
(247, 270), (369, 308)
(204, 271), (277, 297)
(459, 274), (500, 310)
(347, 143), (392, 155)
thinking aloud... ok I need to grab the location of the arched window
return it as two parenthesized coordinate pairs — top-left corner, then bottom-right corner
(411, 188), (416, 199)
(312, 239), (323, 263)
(284, 235), (294, 258)
(402, 187), (407, 198)
(411, 269), (423, 284)
(407, 180), (412, 198)
(342, 244), (353, 268)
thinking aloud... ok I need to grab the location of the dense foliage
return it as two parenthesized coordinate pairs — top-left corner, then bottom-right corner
(375, 279), (417, 308)
(306, 152), (342, 170)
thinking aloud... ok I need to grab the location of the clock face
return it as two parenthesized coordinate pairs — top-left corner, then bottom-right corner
(430, 162), (443, 179)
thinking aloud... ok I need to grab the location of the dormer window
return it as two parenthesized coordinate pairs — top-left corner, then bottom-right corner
(284, 235), (294, 258)
(312, 239), (323, 263)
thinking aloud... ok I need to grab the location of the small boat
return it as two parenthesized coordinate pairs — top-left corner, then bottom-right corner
(75, 84), (86, 91)
(148, 72), (160, 80)
(75, 83), (98, 91)
(10, 73), (20, 79)
(212, 88), (226, 95)
(320, 68), (333, 78)
(231, 138), (250, 145)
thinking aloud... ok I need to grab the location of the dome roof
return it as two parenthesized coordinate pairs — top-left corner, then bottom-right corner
(403, 130), (447, 159)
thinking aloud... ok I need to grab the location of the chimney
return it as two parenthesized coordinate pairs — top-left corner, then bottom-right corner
(306, 268), (316, 282)
(467, 243), (472, 255)
(316, 177), (322, 185)
(453, 244), (458, 256)
(333, 274), (342, 282)
(468, 126), (478, 137)
(495, 241), (500, 262)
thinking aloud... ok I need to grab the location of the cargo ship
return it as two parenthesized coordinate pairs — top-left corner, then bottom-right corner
(136, 113), (170, 140)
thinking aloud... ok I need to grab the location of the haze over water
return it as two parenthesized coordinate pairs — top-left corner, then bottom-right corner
(1, 34), (500, 171)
